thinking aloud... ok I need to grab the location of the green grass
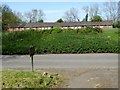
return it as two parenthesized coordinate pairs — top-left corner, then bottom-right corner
(2, 28), (119, 55)
(1, 70), (62, 88)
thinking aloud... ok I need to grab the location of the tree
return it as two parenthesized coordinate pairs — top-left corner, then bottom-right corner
(113, 1), (120, 28)
(2, 5), (21, 30)
(24, 12), (33, 23)
(103, 2), (118, 22)
(63, 8), (79, 22)
(82, 6), (89, 15)
(89, 4), (100, 20)
(82, 14), (88, 22)
(91, 15), (102, 22)
(83, 13), (88, 22)
(118, 1), (120, 22)
(38, 9), (45, 21)
(14, 11), (24, 21)
(0, 6), (2, 30)
(37, 19), (44, 23)
(117, 1), (120, 22)
(56, 18), (64, 23)
(31, 9), (38, 22)
(82, 4), (100, 21)
(24, 9), (45, 23)
(82, 6), (89, 22)
(85, 13), (88, 21)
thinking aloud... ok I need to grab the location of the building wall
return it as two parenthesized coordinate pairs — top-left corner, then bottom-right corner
(7, 25), (113, 31)
(48, 27), (51, 29)
(8, 28), (13, 31)
(69, 27), (75, 29)
(102, 26), (112, 28)
(100, 26), (103, 28)
(78, 26), (82, 29)
(93, 25), (113, 28)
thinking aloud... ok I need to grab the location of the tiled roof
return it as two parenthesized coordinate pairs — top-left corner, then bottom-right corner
(9, 23), (26, 28)
(24, 23), (55, 28)
(9, 21), (113, 28)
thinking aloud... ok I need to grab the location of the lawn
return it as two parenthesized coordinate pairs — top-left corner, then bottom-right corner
(2, 28), (119, 55)
(1, 70), (62, 88)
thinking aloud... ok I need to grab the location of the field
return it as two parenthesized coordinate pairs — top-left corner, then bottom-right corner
(2, 28), (119, 55)
(1, 70), (62, 88)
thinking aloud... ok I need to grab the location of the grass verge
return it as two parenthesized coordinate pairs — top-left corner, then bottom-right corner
(1, 70), (62, 88)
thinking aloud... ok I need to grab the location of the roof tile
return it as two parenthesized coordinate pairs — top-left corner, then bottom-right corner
(9, 21), (113, 28)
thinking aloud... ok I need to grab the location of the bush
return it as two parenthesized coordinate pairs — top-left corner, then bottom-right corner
(113, 21), (120, 28)
(94, 27), (103, 33)
(74, 27), (102, 34)
(2, 28), (119, 55)
(52, 27), (63, 33)
(85, 26), (94, 33)
(81, 26), (103, 34)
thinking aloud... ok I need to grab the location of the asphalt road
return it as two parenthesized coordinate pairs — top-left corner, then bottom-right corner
(1, 54), (118, 88)
(2, 54), (118, 69)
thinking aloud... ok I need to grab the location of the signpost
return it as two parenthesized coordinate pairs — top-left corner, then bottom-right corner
(29, 45), (35, 72)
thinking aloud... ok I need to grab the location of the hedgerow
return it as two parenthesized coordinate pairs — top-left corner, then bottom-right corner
(2, 28), (119, 55)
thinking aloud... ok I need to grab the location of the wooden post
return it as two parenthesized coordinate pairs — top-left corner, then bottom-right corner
(29, 45), (35, 72)
(31, 56), (34, 72)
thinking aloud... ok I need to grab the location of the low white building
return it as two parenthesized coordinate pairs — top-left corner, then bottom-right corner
(7, 21), (113, 31)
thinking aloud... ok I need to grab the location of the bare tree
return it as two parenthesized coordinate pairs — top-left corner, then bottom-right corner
(38, 9), (45, 21)
(103, 2), (118, 22)
(118, 1), (120, 22)
(24, 12), (33, 23)
(14, 11), (24, 21)
(31, 9), (38, 22)
(82, 6), (89, 14)
(63, 8), (79, 22)
(82, 4), (100, 21)
(89, 4), (100, 20)
(24, 9), (45, 23)
(0, 6), (2, 23)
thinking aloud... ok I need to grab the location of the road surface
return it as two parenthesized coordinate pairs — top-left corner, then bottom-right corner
(2, 54), (118, 69)
(1, 54), (118, 88)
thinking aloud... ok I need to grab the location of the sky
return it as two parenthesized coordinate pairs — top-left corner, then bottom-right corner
(1, 2), (112, 22)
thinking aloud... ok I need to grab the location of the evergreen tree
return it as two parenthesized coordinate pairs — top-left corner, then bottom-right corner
(1, 5), (22, 30)
(56, 18), (64, 23)
(37, 19), (44, 23)
(91, 15), (102, 22)
(85, 13), (88, 21)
